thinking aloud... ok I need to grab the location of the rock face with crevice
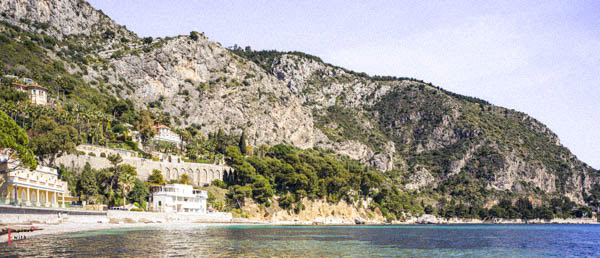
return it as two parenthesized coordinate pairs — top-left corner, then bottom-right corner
(1, 0), (599, 205)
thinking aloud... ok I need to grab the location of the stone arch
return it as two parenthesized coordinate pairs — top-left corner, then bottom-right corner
(210, 169), (216, 183)
(196, 169), (202, 185)
(187, 168), (194, 184)
(202, 169), (208, 185)
(213, 170), (219, 182)
(173, 168), (179, 180)
(165, 168), (171, 180)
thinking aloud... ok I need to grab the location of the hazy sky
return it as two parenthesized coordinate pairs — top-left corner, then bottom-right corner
(88, 0), (600, 168)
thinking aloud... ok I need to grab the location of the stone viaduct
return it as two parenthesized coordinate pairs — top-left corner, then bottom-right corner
(56, 145), (232, 186)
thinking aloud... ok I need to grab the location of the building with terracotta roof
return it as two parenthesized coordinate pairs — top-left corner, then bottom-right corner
(152, 123), (182, 147)
(11, 82), (48, 105)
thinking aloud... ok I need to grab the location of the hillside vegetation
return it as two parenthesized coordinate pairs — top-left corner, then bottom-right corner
(0, 0), (599, 221)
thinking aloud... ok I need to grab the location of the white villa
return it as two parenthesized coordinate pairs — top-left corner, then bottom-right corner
(153, 124), (182, 147)
(12, 82), (49, 105)
(0, 157), (69, 208)
(151, 184), (207, 213)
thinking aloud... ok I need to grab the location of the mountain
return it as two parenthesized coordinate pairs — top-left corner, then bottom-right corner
(1, 0), (599, 211)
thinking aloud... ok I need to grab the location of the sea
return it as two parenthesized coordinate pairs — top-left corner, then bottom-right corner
(2, 224), (599, 257)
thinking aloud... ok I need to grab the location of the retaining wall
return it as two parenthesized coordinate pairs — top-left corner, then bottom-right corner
(0, 205), (107, 224)
(56, 153), (232, 186)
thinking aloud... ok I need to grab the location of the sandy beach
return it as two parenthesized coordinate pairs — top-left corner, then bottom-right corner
(0, 220), (256, 244)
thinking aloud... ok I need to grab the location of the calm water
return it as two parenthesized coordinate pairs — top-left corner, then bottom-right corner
(2, 224), (599, 257)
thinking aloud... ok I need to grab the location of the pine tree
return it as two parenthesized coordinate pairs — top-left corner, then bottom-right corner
(79, 162), (98, 203)
(239, 130), (247, 155)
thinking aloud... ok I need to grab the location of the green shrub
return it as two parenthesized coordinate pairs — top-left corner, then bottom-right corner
(211, 179), (227, 189)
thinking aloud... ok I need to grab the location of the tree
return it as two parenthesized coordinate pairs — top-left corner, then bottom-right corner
(251, 175), (273, 204)
(29, 115), (80, 166)
(118, 164), (137, 206)
(190, 31), (199, 41)
(136, 110), (154, 143)
(533, 206), (553, 220)
(516, 198), (533, 219)
(0, 110), (36, 169)
(148, 169), (166, 185)
(79, 162), (98, 203)
(107, 153), (123, 190)
(489, 205), (506, 218)
(128, 178), (149, 208)
(179, 173), (191, 185)
(215, 128), (226, 154)
(239, 130), (247, 155)
(227, 185), (252, 208)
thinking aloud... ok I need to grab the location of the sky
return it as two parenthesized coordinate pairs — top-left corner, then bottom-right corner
(88, 0), (600, 168)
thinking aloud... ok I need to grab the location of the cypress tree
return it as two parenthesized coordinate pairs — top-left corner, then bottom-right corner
(216, 128), (225, 154)
(239, 130), (247, 155)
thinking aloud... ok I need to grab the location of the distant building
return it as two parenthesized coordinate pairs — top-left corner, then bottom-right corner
(27, 84), (49, 105)
(22, 78), (35, 85)
(152, 124), (182, 146)
(0, 157), (69, 208)
(11, 82), (49, 105)
(151, 184), (207, 213)
(2, 75), (18, 80)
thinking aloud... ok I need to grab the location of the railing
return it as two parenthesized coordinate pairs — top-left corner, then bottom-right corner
(0, 198), (84, 210)
(7, 175), (65, 190)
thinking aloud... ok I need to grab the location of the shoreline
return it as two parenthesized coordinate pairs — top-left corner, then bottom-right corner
(1, 221), (261, 243)
(3, 217), (598, 243)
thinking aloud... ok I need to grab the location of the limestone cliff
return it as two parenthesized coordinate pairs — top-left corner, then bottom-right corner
(1, 0), (599, 208)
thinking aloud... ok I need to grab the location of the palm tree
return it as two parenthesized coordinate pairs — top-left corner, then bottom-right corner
(119, 172), (135, 206)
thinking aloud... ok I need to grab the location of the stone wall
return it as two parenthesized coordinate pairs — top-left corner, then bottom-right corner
(56, 152), (232, 186)
(0, 205), (107, 223)
(0, 206), (232, 224)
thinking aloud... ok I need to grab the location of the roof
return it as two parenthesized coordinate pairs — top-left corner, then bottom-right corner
(11, 82), (48, 90)
(26, 84), (48, 90)
(154, 124), (170, 129)
(11, 82), (27, 88)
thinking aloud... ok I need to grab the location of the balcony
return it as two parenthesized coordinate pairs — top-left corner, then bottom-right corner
(7, 175), (65, 192)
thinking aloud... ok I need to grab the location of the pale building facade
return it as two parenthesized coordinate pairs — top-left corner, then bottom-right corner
(27, 84), (48, 105)
(0, 158), (68, 208)
(11, 82), (48, 105)
(152, 124), (182, 146)
(151, 184), (207, 213)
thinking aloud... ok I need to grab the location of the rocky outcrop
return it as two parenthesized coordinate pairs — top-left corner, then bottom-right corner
(405, 166), (436, 191)
(240, 197), (386, 224)
(2, 0), (599, 206)
(0, 0), (135, 41)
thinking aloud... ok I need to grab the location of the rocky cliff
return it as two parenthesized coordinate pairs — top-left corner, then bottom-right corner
(1, 0), (599, 206)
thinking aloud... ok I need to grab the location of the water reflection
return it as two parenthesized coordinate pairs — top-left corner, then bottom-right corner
(2, 225), (599, 256)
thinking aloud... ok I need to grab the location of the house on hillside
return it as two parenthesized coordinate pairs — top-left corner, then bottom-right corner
(11, 82), (49, 105)
(152, 123), (182, 147)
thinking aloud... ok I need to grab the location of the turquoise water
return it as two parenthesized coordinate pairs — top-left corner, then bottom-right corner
(2, 224), (599, 256)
